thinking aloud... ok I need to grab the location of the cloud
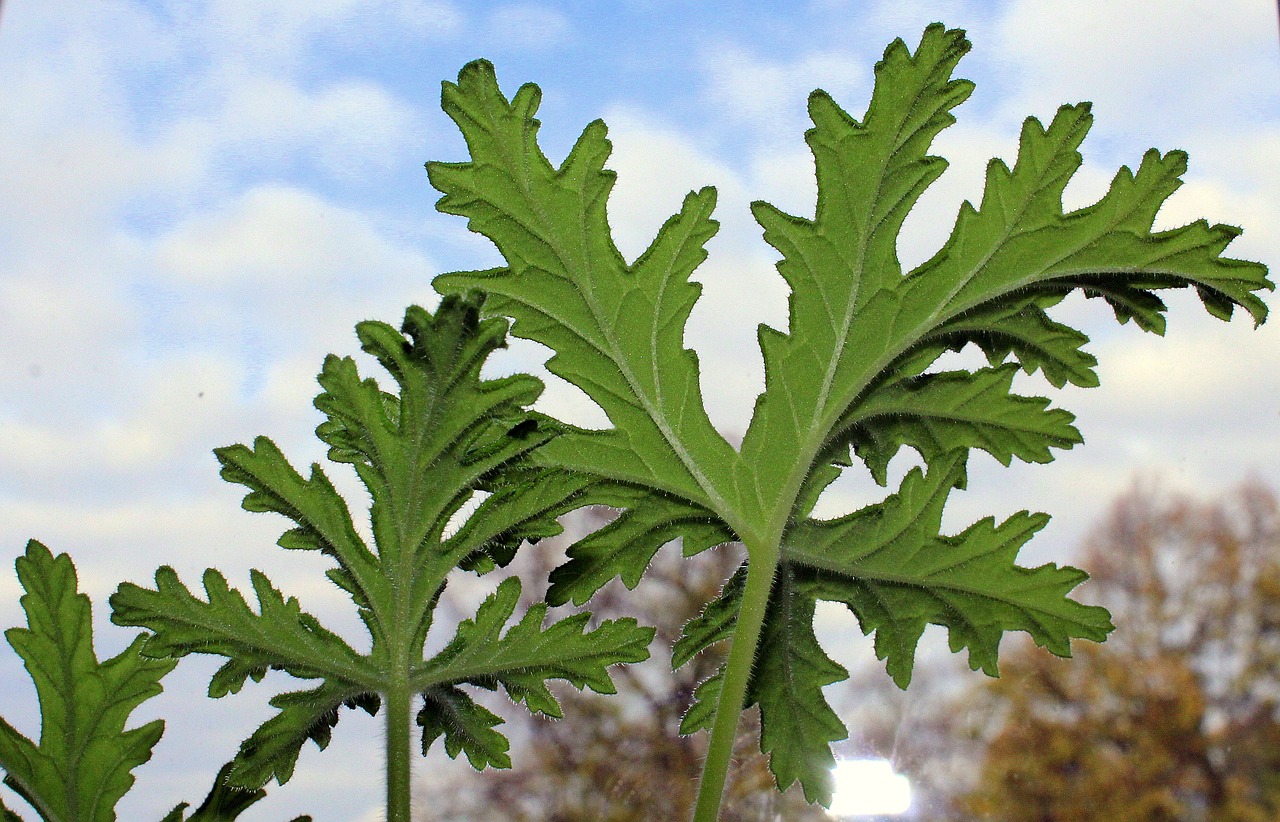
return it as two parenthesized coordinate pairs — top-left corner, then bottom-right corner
(994, 0), (1279, 140)
(0, 355), (234, 484)
(195, 75), (425, 179)
(155, 184), (429, 287)
(700, 43), (868, 142)
(176, 0), (464, 72)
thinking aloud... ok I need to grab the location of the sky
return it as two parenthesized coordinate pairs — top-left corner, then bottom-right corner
(0, 0), (1278, 818)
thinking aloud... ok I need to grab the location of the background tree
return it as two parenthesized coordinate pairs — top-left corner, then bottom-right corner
(958, 477), (1280, 821)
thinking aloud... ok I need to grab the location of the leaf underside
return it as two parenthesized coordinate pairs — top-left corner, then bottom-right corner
(110, 295), (655, 789)
(427, 21), (1271, 808)
(0, 540), (176, 822)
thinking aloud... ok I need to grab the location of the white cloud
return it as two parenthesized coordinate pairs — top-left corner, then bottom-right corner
(0, 262), (146, 429)
(701, 43), (868, 142)
(203, 75), (425, 178)
(156, 185), (428, 287)
(180, 0), (464, 72)
(0, 355), (245, 486)
(1189, 127), (1280, 204)
(994, 0), (1279, 141)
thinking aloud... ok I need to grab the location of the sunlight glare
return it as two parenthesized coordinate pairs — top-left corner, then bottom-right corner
(827, 759), (912, 818)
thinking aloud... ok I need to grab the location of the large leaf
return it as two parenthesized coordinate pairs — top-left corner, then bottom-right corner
(428, 24), (1271, 808)
(111, 295), (654, 790)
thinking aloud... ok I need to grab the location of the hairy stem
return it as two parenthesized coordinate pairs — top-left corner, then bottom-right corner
(691, 537), (779, 822)
(386, 681), (412, 822)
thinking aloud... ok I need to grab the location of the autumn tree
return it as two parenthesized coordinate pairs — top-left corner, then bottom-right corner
(959, 477), (1280, 821)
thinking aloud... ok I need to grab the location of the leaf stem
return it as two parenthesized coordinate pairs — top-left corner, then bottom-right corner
(691, 537), (779, 822)
(386, 681), (412, 822)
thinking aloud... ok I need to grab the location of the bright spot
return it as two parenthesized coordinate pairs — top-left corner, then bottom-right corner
(827, 759), (912, 818)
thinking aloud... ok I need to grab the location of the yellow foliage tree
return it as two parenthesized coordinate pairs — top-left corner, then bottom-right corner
(961, 478), (1280, 821)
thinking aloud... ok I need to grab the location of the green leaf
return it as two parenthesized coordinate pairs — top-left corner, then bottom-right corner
(675, 564), (859, 803)
(930, 294), (1100, 389)
(226, 684), (378, 789)
(417, 685), (509, 770)
(416, 577), (655, 717)
(430, 59), (744, 540)
(427, 24), (1271, 812)
(842, 364), (1082, 485)
(112, 567), (375, 701)
(788, 452), (1112, 686)
(546, 484), (735, 607)
(0, 540), (176, 822)
(110, 296), (653, 794)
(671, 563), (746, 671)
(750, 570), (847, 805)
(678, 671), (722, 737)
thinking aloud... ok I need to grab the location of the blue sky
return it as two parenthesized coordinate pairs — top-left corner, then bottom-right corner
(1, 1), (1278, 818)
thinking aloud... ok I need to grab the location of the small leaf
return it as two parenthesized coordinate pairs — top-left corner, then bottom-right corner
(415, 578), (655, 742)
(226, 684), (377, 789)
(788, 453), (1113, 687)
(842, 365), (1082, 484)
(751, 571), (846, 806)
(671, 563), (746, 670)
(417, 686), (510, 770)
(111, 296), (653, 797)
(0, 540), (175, 822)
(678, 671), (723, 737)
(547, 485), (733, 607)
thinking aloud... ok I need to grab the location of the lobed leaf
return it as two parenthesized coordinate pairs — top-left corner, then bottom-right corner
(111, 296), (651, 794)
(112, 567), (374, 699)
(842, 364), (1082, 485)
(0, 541), (175, 822)
(417, 685), (509, 770)
(547, 484), (735, 607)
(415, 578), (655, 738)
(427, 22), (1271, 811)
(226, 685), (379, 790)
(430, 60), (744, 541)
(787, 453), (1112, 686)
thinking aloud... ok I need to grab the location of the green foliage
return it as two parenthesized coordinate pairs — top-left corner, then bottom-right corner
(109, 296), (655, 805)
(0, 540), (175, 822)
(428, 23), (1272, 812)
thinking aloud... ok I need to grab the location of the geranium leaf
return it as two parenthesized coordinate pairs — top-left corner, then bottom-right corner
(428, 22), (1271, 812)
(110, 295), (652, 795)
(0, 541), (175, 822)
